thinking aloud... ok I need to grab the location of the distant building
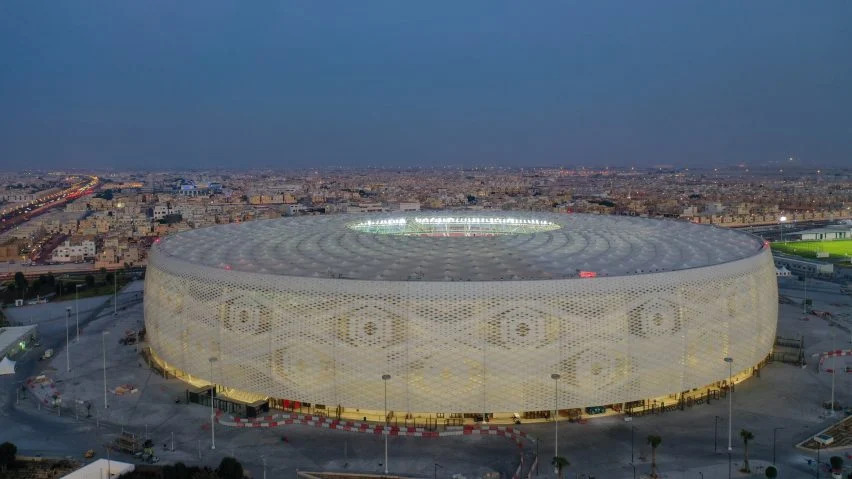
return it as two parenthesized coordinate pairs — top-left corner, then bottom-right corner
(394, 201), (421, 212)
(285, 204), (309, 215)
(791, 225), (851, 241)
(50, 237), (96, 263)
(704, 202), (725, 215)
(346, 202), (385, 214)
(59, 459), (134, 479)
(153, 205), (173, 220)
(0, 239), (24, 261)
(773, 255), (833, 277)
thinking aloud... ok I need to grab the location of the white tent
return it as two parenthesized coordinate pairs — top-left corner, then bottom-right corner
(0, 356), (15, 375)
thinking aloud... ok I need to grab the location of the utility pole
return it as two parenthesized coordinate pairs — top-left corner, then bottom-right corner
(724, 357), (733, 452)
(113, 270), (118, 316)
(382, 374), (391, 475)
(714, 415), (721, 453)
(75, 284), (82, 341)
(551, 373), (561, 466)
(772, 427), (784, 465)
(830, 331), (836, 416)
(65, 307), (71, 372)
(102, 331), (109, 409)
(209, 357), (218, 449)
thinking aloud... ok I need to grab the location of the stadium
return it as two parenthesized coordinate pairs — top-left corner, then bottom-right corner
(144, 212), (778, 419)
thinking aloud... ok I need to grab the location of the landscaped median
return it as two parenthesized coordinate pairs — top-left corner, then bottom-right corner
(796, 415), (852, 451)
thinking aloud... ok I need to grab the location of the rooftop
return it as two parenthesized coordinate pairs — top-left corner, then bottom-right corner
(154, 212), (766, 281)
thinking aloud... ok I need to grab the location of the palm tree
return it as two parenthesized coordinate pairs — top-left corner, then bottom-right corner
(551, 456), (569, 479)
(647, 435), (662, 478)
(740, 429), (755, 472)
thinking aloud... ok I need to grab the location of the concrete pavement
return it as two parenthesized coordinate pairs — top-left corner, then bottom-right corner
(0, 277), (850, 478)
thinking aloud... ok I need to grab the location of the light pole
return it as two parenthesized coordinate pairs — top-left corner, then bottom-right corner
(816, 441), (821, 479)
(714, 415), (721, 453)
(75, 284), (82, 342)
(551, 373), (561, 466)
(772, 427), (784, 465)
(830, 331), (836, 417)
(382, 373), (391, 474)
(724, 357), (733, 453)
(630, 425), (635, 463)
(65, 307), (71, 372)
(102, 331), (110, 409)
(434, 462), (442, 479)
(728, 451), (732, 479)
(113, 270), (118, 316)
(209, 356), (218, 450)
(779, 216), (787, 242)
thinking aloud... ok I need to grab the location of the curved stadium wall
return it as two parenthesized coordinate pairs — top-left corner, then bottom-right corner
(144, 239), (778, 415)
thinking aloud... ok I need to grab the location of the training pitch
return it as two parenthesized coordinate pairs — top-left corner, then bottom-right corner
(772, 239), (852, 261)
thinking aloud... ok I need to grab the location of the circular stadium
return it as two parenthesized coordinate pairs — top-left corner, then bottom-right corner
(144, 212), (778, 419)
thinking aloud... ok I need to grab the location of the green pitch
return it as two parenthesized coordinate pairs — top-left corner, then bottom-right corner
(772, 239), (852, 260)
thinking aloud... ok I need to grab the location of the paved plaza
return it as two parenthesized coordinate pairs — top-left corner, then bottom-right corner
(1, 277), (851, 478)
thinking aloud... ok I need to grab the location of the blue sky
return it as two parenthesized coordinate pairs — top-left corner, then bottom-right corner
(1, 1), (850, 169)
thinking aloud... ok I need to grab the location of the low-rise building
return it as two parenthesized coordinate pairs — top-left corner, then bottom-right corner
(50, 236), (96, 263)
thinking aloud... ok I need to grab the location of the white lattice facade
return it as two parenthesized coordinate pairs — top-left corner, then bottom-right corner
(144, 215), (778, 414)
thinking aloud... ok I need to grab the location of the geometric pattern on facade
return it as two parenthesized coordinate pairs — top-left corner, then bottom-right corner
(144, 214), (778, 414)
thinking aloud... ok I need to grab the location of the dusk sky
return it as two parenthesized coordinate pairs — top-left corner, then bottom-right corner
(1, 1), (850, 169)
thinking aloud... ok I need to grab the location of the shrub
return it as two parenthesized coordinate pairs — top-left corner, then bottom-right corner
(0, 442), (17, 472)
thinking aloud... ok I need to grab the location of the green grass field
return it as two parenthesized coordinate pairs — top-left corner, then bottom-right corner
(772, 239), (852, 261)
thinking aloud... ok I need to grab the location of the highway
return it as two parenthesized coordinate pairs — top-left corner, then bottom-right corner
(0, 175), (99, 236)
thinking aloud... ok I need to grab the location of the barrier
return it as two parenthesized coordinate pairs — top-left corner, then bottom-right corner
(818, 349), (852, 373)
(216, 410), (534, 448)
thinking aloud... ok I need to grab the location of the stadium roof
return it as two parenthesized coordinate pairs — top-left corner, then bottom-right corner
(155, 212), (765, 281)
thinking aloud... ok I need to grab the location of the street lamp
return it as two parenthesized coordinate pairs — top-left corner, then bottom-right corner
(630, 425), (635, 463)
(551, 373), (561, 465)
(724, 357), (733, 453)
(434, 462), (443, 479)
(816, 440), (821, 479)
(75, 284), (82, 342)
(113, 270), (118, 316)
(209, 356), (218, 450)
(65, 307), (71, 372)
(382, 373), (391, 474)
(829, 330), (836, 417)
(779, 216), (787, 243)
(714, 415), (721, 453)
(102, 331), (110, 409)
(772, 427), (784, 465)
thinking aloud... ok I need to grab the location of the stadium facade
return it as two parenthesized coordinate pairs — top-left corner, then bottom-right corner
(144, 213), (778, 417)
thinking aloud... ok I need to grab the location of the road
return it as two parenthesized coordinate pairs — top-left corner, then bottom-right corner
(0, 176), (98, 236)
(0, 279), (850, 477)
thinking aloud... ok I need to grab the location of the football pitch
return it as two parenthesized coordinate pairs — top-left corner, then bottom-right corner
(772, 239), (852, 261)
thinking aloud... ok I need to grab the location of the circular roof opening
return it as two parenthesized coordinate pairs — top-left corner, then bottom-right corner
(348, 216), (561, 237)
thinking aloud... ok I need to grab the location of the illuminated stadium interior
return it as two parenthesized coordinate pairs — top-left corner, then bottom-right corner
(348, 216), (561, 236)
